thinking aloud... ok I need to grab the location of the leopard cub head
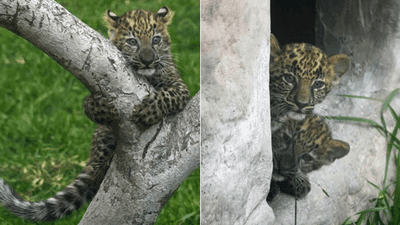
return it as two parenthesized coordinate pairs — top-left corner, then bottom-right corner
(104, 6), (174, 77)
(272, 116), (350, 182)
(269, 34), (350, 119)
(269, 116), (349, 200)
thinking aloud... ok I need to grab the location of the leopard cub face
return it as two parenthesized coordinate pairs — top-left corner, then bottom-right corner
(268, 116), (350, 201)
(104, 6), (174, 77)
(100, 7), (190, 129)
(269, 34), (350, 119)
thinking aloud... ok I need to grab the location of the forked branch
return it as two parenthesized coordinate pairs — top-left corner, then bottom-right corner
(0, 0), (199, 224)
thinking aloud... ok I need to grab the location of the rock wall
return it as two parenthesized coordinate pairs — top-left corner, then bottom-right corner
(270, 0), (400, 224)
(200, 0), (274, 224)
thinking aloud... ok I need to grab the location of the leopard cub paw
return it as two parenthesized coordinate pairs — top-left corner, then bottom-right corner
(83, 95), (119, 125)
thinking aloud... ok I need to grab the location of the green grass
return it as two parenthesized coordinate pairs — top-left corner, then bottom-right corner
(324, 89), (400, 225)
(0, 0), (199, 224)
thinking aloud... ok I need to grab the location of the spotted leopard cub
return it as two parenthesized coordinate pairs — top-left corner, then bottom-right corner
(268, 34), (351, 201)
(0, 6), (190, 221)
(267, 116), (350, 201)
(269, 34), (350, 120)
(85, 6), (191, 130)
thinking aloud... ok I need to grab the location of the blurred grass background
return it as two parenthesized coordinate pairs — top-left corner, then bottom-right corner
(0, 0), (199, 224)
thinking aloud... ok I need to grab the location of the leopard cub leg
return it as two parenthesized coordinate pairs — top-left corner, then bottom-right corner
(277, 175), (311, 199)
(83, 95), (119, 126)
(131, 87), (190, 129)
(267, 180), (281, 202)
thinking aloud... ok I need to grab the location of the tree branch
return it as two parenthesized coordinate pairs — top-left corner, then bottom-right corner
(80, 93), (199, 224)
(0, 0), (199, 224)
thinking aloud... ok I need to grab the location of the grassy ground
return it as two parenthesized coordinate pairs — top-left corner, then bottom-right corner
(0, 0), (199, 224)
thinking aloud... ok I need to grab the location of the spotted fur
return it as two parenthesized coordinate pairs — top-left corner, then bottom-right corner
(99, 6), (191, 129)
(0, 125), (115, 221)
(268, 34), (350, 201)
(0, 6), (190, 221)
(269, 34), (350, 119)
(267, 116), (350, 201)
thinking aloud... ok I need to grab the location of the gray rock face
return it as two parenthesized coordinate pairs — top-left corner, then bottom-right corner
(270, 0), (400, 224)
(200, 0), (274, 224)
(200, 0), (400, 224)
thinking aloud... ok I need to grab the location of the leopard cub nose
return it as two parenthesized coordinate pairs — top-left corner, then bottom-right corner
(140, 48), (155, 66)
(295, 100), (309, 110)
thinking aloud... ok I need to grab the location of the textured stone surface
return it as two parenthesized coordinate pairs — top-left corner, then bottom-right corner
(270, 0), (400, 224)
(200, 0), (273, 224)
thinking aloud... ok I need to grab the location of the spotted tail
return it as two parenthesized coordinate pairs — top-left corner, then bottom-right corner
(0, 125), (115, 221)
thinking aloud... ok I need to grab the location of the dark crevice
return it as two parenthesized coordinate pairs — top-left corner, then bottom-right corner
(271, 0), (316, 45)
(142, 120), (163, 159)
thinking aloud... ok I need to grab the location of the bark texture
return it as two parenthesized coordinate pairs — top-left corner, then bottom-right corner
(200, 0), (274, 224)
(0, 0), (199, 224)
(270, 0), (400, 224)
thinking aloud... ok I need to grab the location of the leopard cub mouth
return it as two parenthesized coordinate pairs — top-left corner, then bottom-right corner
(287, 111), (307, 120)
(137, 68), (156, 76)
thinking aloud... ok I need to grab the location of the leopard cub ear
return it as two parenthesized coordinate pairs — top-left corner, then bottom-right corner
(103, 10), (120, 28)
(270, 34), (282, 62)
(327, 54), (350, 82)
(103, 10), (120, 39)
(324, 139), (350, 165)
(157, 6), (174, 25)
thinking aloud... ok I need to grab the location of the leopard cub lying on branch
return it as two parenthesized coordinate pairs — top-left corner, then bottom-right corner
(0, 6), (190, 221)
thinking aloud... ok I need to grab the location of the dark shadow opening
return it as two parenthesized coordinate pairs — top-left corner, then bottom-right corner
(271, 0), (317, 45)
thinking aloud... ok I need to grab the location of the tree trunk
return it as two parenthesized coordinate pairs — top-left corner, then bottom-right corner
(0, 0), (199, 224)
(200, 0), (274, 224)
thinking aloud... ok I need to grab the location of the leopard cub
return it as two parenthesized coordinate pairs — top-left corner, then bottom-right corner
(268, 34), (351, 201)
(0, 6), (190, 221)
(85, 6), (191, 130)
(267, 116), (350, 201)
(269, 34), (350, 120)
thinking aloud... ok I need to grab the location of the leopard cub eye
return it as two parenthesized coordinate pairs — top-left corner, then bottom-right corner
(313, 81), (325, 89)
(152, 36), (162, 45)
(126, 38), (138, 46)
(300, 154), (313, 161)
(283, 74), (295, 84)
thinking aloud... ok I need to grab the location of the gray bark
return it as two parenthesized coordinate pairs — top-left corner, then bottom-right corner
(200, 0), (274, 224)
(0, 0), (199, 224)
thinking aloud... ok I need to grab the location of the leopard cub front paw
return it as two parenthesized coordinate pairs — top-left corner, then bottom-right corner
(130, 104), (162, 131)
(267, 180), (281, 202)
(130, 94), (165, 128)
(277, 177), (311, 199)
(83, 94), (119, 125)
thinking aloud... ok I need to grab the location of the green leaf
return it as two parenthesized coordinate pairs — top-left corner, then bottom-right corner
(367, 180), (382, 191)
(357, 207), (387, 213)
(322, 188), (330, 197)
(338, 94), (383, 101)
(393, 159), (400, 225)
(341, 216), (355, 225)
(356, 212), (366, 225)
(381, 88), (399, 113)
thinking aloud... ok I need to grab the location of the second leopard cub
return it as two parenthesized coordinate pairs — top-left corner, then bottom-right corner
(267, 116), (350, 201)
